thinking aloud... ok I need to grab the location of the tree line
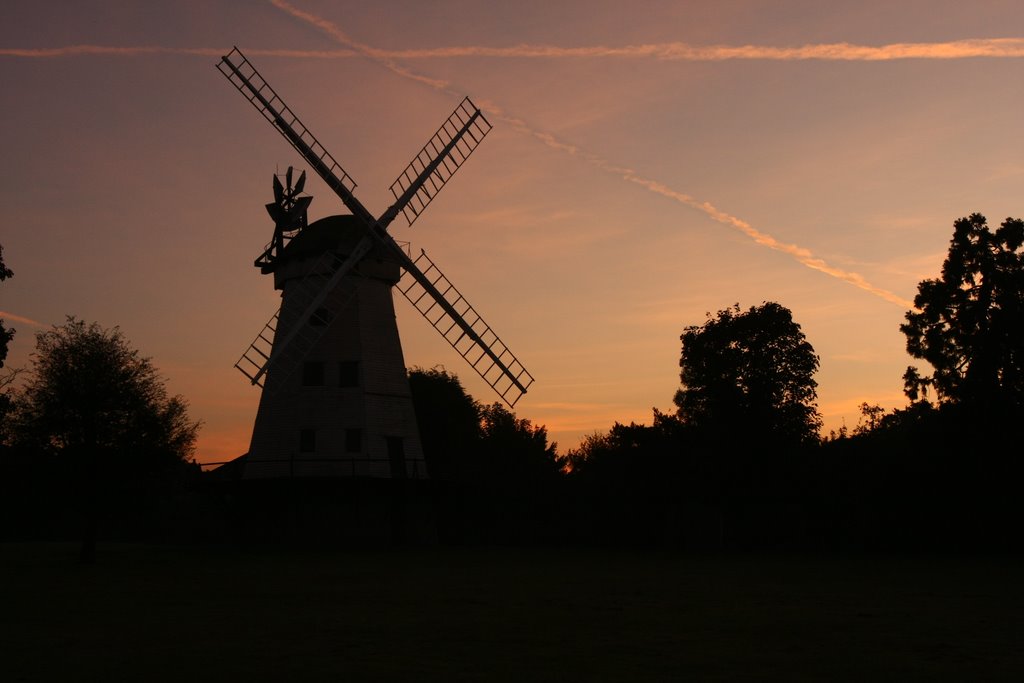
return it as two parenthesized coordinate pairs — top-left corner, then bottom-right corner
(1, 213), (1022, 552)
(555, 213), (1024, 550)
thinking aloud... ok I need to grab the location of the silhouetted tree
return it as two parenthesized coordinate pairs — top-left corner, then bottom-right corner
(901, 213), (1024, 410)
(562, 423), (655, 544)
(476, 403), (562, 542)
(407, 366), (480, 481)
(560, 412), (704, 546)
(12, 317), (200, 560)
(407, 367), (563, 543)
(478, 402), (560, 483)
(0, 244), (16, 433)
(565, 411), (684, 479)
(0, 244), (13, 370)
(674, 302), (822, 447)
(852, 403), (887, 436)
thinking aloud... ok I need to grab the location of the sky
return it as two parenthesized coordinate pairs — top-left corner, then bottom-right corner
(3, 0), (1023, 463)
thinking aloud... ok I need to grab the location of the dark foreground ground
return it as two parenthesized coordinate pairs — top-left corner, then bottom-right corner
(2, 543), (1022, 681)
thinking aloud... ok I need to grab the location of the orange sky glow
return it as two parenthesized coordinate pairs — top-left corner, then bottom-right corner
(3, 0), (1023, 462)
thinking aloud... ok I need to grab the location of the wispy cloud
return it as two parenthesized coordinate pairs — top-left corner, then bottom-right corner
(617, 174), (915, 308)
(268, 0), (916, 309)
(269, 0), (450, 90)
(487, 104), (916, 307)
(0, 311), (46, 328)
(0, 45), (356, 59)
(8, 35), (1024, 62)
(368, 38), (1024, 61)
(270, 0), (913, 307)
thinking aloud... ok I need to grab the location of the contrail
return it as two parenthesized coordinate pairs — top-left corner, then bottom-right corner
(271, 0), (915, 308)
(363, 37), (1024, 61)
(611, 174), (914, 308)
(0, 45), (357, 59)
(8, 37), (1024, 62)
(482, 106), (914, 308)
(267, 0), (449, 90)
(0, 311), (46, 328)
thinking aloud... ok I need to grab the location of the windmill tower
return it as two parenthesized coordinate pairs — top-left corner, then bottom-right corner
(217, 48), (534, 480)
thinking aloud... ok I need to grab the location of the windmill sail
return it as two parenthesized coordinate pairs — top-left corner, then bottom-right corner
(235, 237), (373, 387)
(387, 98), (492, 227)
(217, 49), (371, 226)
(218, 47), (533, 407)
(398, 250), (534, 406)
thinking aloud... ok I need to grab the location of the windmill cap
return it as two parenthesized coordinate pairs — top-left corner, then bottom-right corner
(271, 214), (401, 291)
(284, 214), (391, 262)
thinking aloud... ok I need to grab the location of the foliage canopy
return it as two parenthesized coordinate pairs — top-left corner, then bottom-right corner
(13, 317), (200, 470)
(0, 244), (14, 369)
(674, 302), (821, 446)
(407, 366), (558, 483)
(407, 366), (480, 481)
(901, 213), (1024, 409)
(0, 245), (15, 427)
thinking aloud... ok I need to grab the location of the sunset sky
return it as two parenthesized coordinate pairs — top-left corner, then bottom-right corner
(3, 1), (1023, 463)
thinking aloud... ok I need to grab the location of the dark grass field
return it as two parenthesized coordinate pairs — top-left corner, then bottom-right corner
(3, 543), (1023, 681)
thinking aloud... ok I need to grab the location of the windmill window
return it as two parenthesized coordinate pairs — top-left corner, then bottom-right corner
(310, 307), (331, 327)
(345, 428), (362, 453)
(299, 429), (316, 453)
(302, 361), (325, 386)
(338, 360), (360, 388)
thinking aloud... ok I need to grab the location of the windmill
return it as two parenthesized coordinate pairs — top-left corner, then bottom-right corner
(217, 48), (534, 479)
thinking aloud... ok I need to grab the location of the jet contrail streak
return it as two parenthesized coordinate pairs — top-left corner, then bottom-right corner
(271, 0), (914, 308)
(480, 105), (914, 308)
(0, 45), (357, 58)
(0, 311), (46, 328)
(372, 37), (1024, 61)
(268, 0), (450, 90)
(612, 175), (914, 308)
(7, 36), (1024, 62)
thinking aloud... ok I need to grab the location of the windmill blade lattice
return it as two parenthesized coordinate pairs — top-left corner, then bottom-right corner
(388, 98), (492, 227)
(236, 235), (374, 388)
(218, 49), (371, 225)
(218, 47), (533, 407)
(398, 250), (533, 406)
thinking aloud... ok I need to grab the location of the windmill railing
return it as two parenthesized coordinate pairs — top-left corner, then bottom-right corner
(201, 456), (425, 480)
(254, 227), (302, 269)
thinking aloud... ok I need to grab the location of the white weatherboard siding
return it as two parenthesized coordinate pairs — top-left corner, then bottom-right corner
(244, 216), (426, 479)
